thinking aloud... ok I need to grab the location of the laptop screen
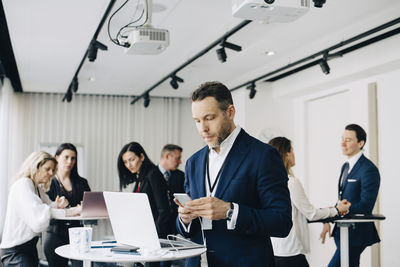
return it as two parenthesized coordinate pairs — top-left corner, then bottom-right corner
(81, 191), (109, 218)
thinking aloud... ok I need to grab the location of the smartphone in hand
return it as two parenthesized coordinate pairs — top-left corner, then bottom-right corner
(173, 193), (192, 206)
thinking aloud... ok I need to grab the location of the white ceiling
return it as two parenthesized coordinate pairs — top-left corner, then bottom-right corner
(3, 0), (400, 99)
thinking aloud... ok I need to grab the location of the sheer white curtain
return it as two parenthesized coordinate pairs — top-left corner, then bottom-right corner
(0, 78), (17, 239)
(0, 90), (200, 237)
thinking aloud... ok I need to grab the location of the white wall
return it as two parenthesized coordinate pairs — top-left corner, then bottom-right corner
(376, 69), (400, 267)
(238, 32), (400, 266)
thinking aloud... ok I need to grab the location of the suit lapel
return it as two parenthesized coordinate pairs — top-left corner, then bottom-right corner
(193, 146), (208, 198)
(214, 129), (250, 199)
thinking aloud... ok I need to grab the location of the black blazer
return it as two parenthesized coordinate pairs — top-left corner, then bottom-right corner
(135, 165), (171, 238)
(166, 169), (185, 234)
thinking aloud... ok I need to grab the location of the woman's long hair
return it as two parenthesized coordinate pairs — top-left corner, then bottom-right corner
(55, 143), (82, 182)
(117, 142), (154, 191)
(12, 151), (57, 190)
(268, 137), (293, 176)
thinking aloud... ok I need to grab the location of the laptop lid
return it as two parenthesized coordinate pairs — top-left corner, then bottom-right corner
(103, 192), (205, 251)
(103, 192), (161, 249)
(81, 191), (109, 218)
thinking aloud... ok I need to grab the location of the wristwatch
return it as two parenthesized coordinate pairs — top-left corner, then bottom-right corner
(226, 202), (234, 221)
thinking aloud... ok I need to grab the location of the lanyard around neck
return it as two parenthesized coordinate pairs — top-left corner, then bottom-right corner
(205, 148), (228, 195)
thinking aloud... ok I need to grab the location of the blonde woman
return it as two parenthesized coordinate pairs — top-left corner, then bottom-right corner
(0, 151), (80, 267)
(269, 137), (350, 267)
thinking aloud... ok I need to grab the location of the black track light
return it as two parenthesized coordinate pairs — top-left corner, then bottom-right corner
(216, 40), (242, 63)
(247, 82), (257, 99)
(70, 77), (79, 93)
(313, 0), (326, 8)
(62, 88), (73, 102)
(222, 41), (242, 52)
(216, 47), (227, 63)
(0, 61), (5, 84)
(319, 58), (330, 75)
(169, 74), (184, 89)
(88, 40), (108, 62)
(143, 93), (150, 108)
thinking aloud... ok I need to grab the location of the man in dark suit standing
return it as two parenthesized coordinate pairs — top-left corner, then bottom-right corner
(175, 81), (292, 267)
(158, 144), (186, 267)
(158, 144), (185, 233)
(321, 124), (380, 267)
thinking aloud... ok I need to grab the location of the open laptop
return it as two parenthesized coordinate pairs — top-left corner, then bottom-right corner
(103, 191), (205, 250)
(81, 191), (109, 217)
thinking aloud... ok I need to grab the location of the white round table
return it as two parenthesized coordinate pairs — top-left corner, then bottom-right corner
(56, 244), (206, 267)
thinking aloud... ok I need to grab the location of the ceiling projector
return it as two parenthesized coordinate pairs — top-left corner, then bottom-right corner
(232, 0), (310, 23)
(125, 26), (169, 55)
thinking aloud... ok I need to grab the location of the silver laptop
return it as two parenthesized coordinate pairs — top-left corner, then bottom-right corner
(81, 191), (109, 217)
(103, 191), (205, 250)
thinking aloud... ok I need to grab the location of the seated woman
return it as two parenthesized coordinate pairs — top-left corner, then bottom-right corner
(117, 142), (171, 239)
(0, 151), (80, 267)
(44, 143), (91, 267)
(269, 137), (350, 267)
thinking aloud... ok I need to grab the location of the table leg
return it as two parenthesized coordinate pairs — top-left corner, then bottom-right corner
(340, 224), (349, 267)
(83, 260), (91, 267)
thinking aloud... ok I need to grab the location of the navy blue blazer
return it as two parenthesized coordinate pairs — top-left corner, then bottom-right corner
(334, 154), (380, 247)
(177, 129), (292, 267)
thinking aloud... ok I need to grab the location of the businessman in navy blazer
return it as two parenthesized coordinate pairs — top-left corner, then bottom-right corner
(321, 124), (380, 267)
(175, 82), (292, 267)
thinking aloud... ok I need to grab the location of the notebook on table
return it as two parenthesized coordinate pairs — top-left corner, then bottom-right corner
(81, 191), (109, 217)
(103, 191), (205, 251)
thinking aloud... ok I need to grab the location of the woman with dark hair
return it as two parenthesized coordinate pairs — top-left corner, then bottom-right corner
(117, 142), (170, 239)
(269, 137), (350, 267)
(44, 143), (91, 267)
(0, 151), (78, 267)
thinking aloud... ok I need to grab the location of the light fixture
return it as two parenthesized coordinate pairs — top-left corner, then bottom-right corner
(0, 61), (5, 84)
(247, 82), (257, 99)
(319, 59), (330, 74)
(265, 51), (275, 56)
(319, 53), (330, 75)
(216, 47), (227, 63)
(62, 88), (73, 102)
(169, 74), (184, 89)
(88, 40), (108, 62)
(70, 77), (79, 93)
(216, 40), (242, 63)
(143, 92), (150, 108)
(313, 0), (326, 8)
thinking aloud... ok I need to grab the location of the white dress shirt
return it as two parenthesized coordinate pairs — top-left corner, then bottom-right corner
(347, 150), (363, 173)
(271, 175), (337, 256)
(0, 177), (65, 249)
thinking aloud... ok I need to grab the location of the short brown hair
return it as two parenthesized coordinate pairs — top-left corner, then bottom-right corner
(191, 81), (233, 111)
(161, 144), (182, 157)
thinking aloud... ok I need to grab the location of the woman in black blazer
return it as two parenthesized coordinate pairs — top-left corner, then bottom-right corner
(117, 142), (171, 239)
(44, 143), (91, 267)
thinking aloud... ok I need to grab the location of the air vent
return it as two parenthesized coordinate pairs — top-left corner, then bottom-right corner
(139, 29), (167, 41)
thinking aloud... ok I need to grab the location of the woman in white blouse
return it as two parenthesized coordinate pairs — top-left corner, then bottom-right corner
(0, 151), (81, 267)
(269, 137), (350, 267)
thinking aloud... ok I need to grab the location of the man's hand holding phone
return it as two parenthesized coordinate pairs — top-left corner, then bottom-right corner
(173, 193), (197, 225)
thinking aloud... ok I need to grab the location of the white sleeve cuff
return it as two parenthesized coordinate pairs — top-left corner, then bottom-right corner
(227, 203), (239, 230)
(50, 208), (66, 219)
(179, 216), (192, 233)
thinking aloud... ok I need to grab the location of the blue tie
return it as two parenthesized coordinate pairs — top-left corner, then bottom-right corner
(339, 162), (349, 197)
(164, 171), (170, 183)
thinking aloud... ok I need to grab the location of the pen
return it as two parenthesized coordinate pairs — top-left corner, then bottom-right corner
(102, 240), (117, 244)
(91, 245), (116, 248)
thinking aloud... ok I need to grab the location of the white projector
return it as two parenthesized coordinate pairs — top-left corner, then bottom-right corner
(232, 0), (310, 23)
(125, 27), (169, 55)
